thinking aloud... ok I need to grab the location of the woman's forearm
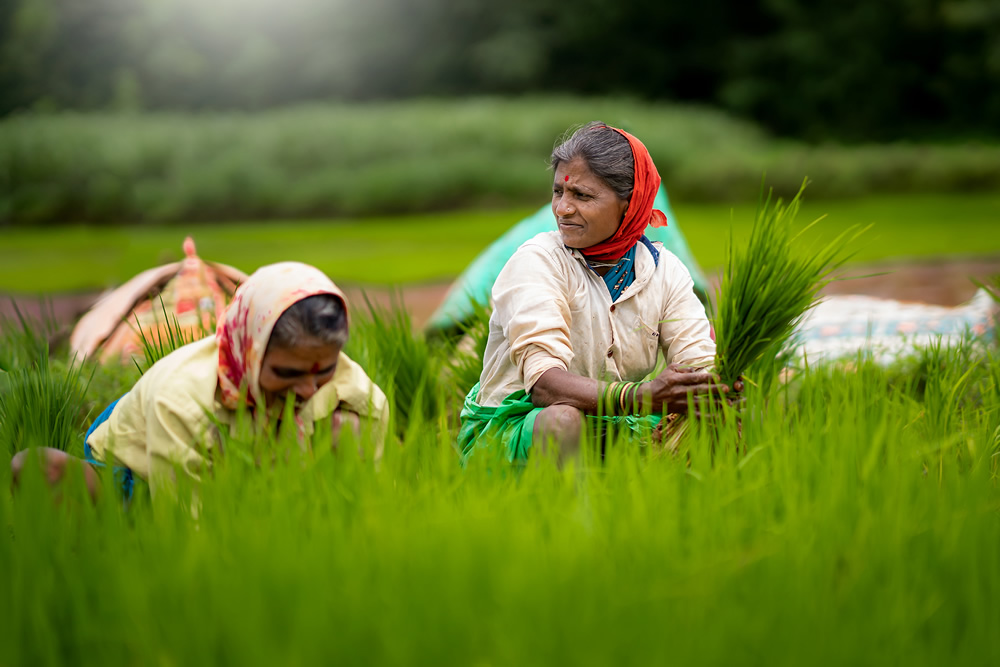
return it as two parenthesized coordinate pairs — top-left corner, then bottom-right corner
(530, 368), (648, 414)
(529, 368), (657, 415)
(529, 368), (603, 412)
(530, 365), (734, 416)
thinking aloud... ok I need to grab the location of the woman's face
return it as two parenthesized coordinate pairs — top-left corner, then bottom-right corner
(258, 339), (342, 408)
(552, 157), (629, 250)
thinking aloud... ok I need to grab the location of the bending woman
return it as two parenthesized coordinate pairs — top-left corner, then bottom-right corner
(459, 122), (739, 463)
(11, 262), (388, 500)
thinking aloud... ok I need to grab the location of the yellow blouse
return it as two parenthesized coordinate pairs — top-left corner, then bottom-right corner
(86, 337), (389, 494)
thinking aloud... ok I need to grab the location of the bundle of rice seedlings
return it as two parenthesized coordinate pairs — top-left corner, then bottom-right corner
(712, 180), (862, 388)
(974, 274), (1000, 304)
(0, 347), (91, 456)
(0, 305), (93, 455)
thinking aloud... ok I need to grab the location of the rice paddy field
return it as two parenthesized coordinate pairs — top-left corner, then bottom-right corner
(3, 257), (999, 666)
(2, 168), (1000, 664)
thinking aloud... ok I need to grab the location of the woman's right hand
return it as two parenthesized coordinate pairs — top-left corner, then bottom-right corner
(645, 363), (737, 416)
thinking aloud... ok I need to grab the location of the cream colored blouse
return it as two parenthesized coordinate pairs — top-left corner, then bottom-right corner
(476, 231), (715, 407)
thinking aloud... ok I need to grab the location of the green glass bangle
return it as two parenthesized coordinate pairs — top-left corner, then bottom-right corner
(618, 381), (631, 414)
(603, 381), (623, 415)
(611, 381), (625, 414)
(632, 382), (645, 414)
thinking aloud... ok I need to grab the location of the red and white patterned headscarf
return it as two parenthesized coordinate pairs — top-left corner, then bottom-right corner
(216, 262), (347, 411)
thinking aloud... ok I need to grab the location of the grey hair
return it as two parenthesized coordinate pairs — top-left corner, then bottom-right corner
(550, 121), (634, 201)
(268, 294), (348, 351)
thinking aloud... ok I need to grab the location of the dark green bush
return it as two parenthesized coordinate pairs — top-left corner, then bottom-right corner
(2, 98), (999, 227)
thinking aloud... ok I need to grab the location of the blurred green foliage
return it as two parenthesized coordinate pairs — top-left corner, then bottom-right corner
(1, 0), (998, 140)
(2, 98), (1000, 226)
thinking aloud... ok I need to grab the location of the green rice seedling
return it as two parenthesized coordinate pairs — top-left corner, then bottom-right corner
(905, 336), (988, 450)
(346, 293), (447, 435)
(973, 273), (999, 304)
(982, 351), (1000, 472)
(0, 304), (92, 455)
(0, 347), (91, 456)
(0, 300), (54, 373)
(712, 180), (862, 387)
(3, 302), (1000, 667)
(81, 358), (137, 417)
(132, 297), (214, 375)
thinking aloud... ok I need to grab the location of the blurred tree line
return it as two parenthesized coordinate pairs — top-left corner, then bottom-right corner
(1, 0), (998, 140)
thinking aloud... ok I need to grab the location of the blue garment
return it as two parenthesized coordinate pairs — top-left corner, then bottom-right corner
(84, 395), (136, 500)
(591, 235), (660, 302)
(639, 235), (660, 266)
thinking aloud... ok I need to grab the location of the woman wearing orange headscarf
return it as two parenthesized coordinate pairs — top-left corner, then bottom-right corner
(459, 122), (738, 463)
(12, 262), (388, 500)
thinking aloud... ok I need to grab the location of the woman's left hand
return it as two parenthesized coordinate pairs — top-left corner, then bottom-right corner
(646, 363), (738, 416)
(331, 409), (362, 454)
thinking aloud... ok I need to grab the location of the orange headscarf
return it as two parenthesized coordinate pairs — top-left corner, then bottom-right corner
(579, 126), (668, 263)
(216, 262), (347, 411)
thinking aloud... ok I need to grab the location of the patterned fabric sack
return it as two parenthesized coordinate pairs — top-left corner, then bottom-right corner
(70, 238), (247, 364)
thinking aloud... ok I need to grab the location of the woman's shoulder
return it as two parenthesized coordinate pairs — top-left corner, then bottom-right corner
(133, 336), (220, 410)
(505, 231), (577, 272)
(91, 337), (220, 458)
(633, 244), (699, 306)
(645, 243), (693, 279)
(336, 352), (387, 409)
(495, 232), (581, 294)
(512, 230), (565, 256)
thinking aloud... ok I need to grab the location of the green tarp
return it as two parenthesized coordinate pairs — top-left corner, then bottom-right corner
(427, 185), (708, 330)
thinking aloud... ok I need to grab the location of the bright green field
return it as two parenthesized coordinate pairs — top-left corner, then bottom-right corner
(679, 193), (1000, 267)
(3, 194), (999, 663)
(2, 193), (999, 293)
(2, 311), (999, 665)
(0, 208), (532, 293)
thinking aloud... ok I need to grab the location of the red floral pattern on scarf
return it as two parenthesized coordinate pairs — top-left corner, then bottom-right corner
(216, 262), (347, 411)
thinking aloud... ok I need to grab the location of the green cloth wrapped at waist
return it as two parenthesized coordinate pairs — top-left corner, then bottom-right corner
(458, 383), (663, 463)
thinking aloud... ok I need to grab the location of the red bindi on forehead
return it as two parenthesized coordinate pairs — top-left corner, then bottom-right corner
(309, 362), (321, 373)
(564, 175), (569, 182)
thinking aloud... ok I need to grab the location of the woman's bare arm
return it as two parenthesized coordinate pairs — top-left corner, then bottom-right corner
(530, 365), (740, 415)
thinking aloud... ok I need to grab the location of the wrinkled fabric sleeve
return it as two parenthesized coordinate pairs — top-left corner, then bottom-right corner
(85, 338), (218, 497)
(492, 243), (575, 391)
(86, 390), (143, 471)
(144, 394), (209, 496)
(301, 352), (390, 459)
(86, 386), (208, 496)
(658, 254), (716, 369)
